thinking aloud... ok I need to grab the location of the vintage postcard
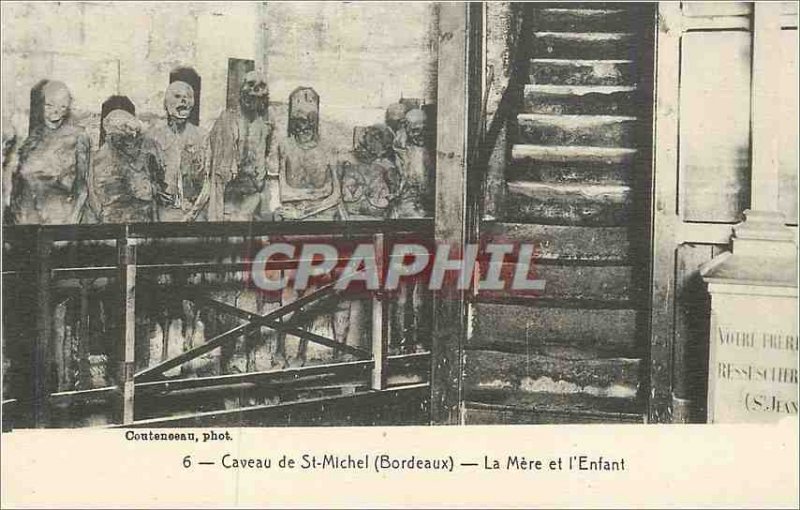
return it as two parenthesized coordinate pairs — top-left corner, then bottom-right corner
(1, 1), (798, 508)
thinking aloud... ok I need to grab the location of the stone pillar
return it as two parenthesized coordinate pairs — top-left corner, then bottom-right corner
(700, 214), (798, 423)
(697, 2), (799, 423)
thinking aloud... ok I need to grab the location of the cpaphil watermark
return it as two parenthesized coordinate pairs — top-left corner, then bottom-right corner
(246, 238), (545, 298)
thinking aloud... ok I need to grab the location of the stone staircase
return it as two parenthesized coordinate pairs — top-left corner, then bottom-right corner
(466, 3), (655, 424)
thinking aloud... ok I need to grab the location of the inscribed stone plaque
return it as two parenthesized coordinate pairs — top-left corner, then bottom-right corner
(707, 288), (799, 423)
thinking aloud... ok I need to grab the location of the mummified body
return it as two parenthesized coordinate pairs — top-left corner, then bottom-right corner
(145, 81), (209, 222)
(207, 71), (277, 221)
(88, 109), (171, 223)
(392, 108), (434, 218)
(274, 87), (339, 221)
(9, 81), (91, 224)
(338, 124), (400, 220)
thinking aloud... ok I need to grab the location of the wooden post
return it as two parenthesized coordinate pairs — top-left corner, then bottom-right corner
(256, 2), (269, 78)
(78, 281), (91, 390)
(34, 228), (53, 427)
(430, 3), (472, 425)
(118, 227), (137, 424)
(649, 2), (682, 423)
(371, 233), (386, 390)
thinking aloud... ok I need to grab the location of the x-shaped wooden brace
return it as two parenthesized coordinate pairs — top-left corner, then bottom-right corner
(134, 277), (371, 383)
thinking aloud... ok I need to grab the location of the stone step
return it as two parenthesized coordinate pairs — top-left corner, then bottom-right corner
(511, 144), (637, 165)
(532, 32), (639, 60)
(531, 8), (646, 33)
(508, 148), (634, 183)
(487, 262), (635, 302)
(524, 84), (639, 115)
(463, 401), (644, 424)
(503, 180), (630, 226)
(508, 161), (630, 185)
(470, 303), (639, 356)
(533, 2), (647, 11)
(530, 58), (636, 86)
(464, 349), (641, 401)
(482, 223), (631, 262)
(516, 113), (637, 148)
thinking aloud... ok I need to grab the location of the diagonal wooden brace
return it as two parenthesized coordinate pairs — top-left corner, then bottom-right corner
(135, 276), (367, 382)
(187, 294), (370, 358)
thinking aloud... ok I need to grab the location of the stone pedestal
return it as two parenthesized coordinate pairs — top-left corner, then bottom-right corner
(700, 211), (799, 423)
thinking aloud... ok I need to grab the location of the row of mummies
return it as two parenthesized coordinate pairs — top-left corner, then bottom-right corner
(1, 73), (428, 398)
(4, 71), (434, 225)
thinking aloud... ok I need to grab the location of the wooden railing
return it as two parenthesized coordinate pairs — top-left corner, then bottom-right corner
(2, 219), (434, 428)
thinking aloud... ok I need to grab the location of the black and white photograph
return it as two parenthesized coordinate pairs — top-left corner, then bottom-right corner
(0, 1), (798, 507)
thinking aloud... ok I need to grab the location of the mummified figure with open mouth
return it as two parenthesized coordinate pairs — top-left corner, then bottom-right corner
(207, 71), (277, 221)
(9, 80), (91, 225)
(145, 81), (209, 222)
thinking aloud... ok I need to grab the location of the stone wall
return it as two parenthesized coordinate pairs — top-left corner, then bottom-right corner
(1, 2), (436, 142)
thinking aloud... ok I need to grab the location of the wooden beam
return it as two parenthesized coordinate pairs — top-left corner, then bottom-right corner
(371, 233), (386, 390)
(184, 292), (370, 359)
(649, 2), (682, 423)
(34, 228), (53, 428)
(135, 278), (359, 381)
(119, 383), (430, 428)
(431, 3), (472, 425)
(118, 228), (137, 424)
(256, 2), (269, 77)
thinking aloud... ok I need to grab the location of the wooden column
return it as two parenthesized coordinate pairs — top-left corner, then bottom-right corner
(371, 233), (386, 391)
(431, 3), (471, 425)
(34, 228), (53, 427)
(649, 2), (681, 423)
(256, 1), (270, 78)
(118, 228), (137, 425)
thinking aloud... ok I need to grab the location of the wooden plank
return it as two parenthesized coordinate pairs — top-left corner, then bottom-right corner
(120, 383), (430, 428)
(2, 219), (435, 243)
(136, 353), (429, 395)
(226, 58), (254, 110)
(649, 2), (681, 423)
(431, 2), (470, 425)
